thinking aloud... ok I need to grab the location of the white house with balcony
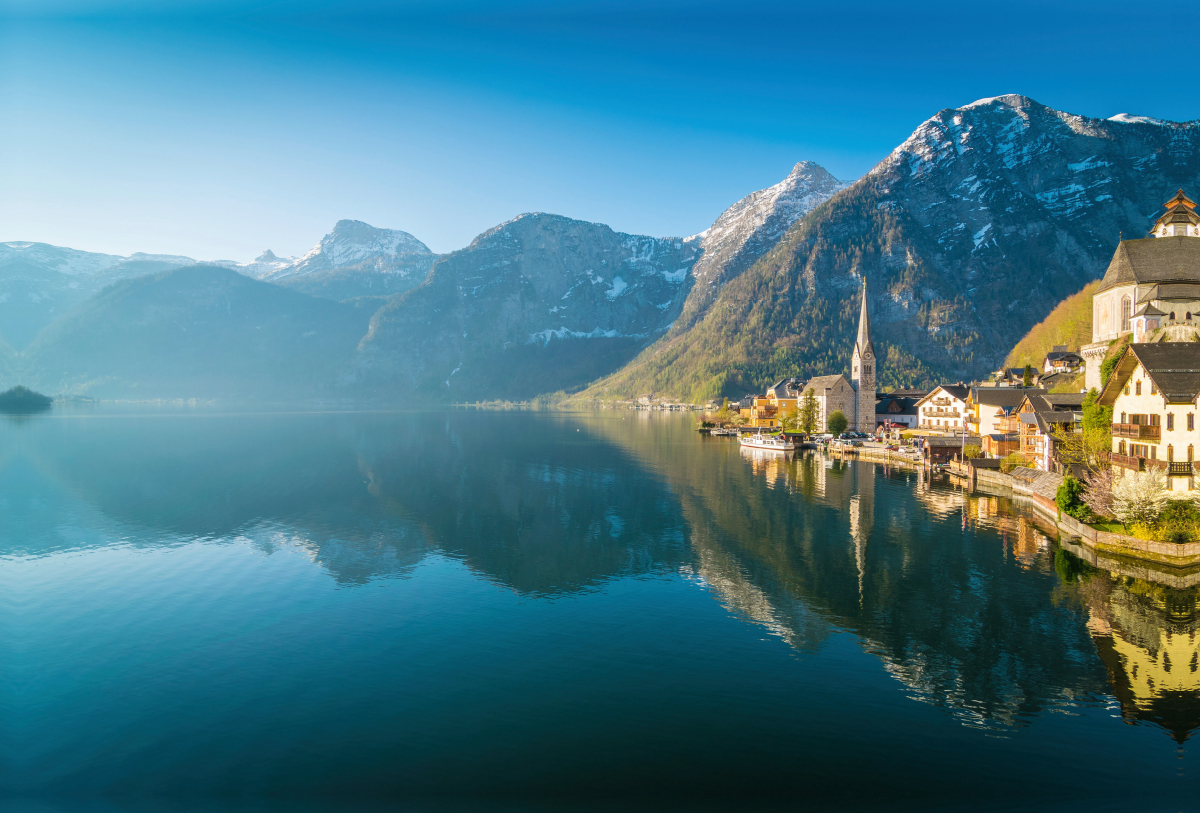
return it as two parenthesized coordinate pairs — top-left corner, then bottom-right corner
(915, 385), (970, 433)
(1097, 343), (1200, 492)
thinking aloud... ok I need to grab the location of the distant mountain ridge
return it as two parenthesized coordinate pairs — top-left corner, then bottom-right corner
(586, 95), (1200, 402)
(354, 213), (704, 400)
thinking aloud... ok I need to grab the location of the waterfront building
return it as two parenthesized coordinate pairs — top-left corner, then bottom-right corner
(1014, 392), (1084, 471)
(875, 394), (919, 430)
(966, 387), (1046, 436)
(1097, 343), (1200, 491)
(914, 385), (970, 433)
(1083, 191), (1200, 390)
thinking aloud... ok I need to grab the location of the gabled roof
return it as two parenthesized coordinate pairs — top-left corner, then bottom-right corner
(970, 387), (1045, 408)
(916, 384), (969, 406)
(1095, 237), (1200, 294)
(1045, 350), (1082, 362)
(803, 374), (850, 394)
(886, 388), (930, 398)
(1098, 343), (1200, 405)
(1134, 302), (1167, 317)
(875, 396), (918, 416)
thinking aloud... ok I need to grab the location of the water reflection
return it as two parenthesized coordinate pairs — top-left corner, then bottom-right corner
(3, 409), (1200, 748)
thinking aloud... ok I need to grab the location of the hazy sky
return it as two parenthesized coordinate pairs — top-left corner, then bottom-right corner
(2, 0), (1197, 260)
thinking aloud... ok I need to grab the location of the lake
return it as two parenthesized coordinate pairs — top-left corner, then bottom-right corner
(1, 408), (1197, 812)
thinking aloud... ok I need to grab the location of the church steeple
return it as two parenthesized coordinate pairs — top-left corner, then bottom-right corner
(851, 280), (876, 433)
(854, 279), (873, 360)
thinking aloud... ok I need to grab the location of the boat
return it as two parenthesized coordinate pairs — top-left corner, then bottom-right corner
(738, 432), (795, 451)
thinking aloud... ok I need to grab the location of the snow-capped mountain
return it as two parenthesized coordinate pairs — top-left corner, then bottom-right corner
(232, 220), (437, 301)
(355, 213), (702, 399)
(674, 161), (848, 332)
(589, 95), (1200, 399)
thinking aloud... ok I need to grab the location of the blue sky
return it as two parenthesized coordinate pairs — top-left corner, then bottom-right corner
(1, 0), (1197, 259)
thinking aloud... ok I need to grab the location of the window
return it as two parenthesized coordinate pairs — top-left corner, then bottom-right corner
(1119, 440), (1127, 455)
(1168, 413), (1175, 431)
(1169, 445), (1174, 462)
(1136, 381), (1142, 396)
(1171, 312), (1177, 322)
(1125, 384), (1130, 396)
(1190, 414), (1195, 431)
(1123, 296), (1132, 332)
(1121, 411), (1127, 423)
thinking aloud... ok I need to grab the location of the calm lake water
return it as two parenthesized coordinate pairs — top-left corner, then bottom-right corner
(1, 408), (1198, 812)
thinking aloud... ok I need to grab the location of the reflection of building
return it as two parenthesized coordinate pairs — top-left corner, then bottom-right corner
(848, 463), (874, 604)
(1086, 576), (1200, 743)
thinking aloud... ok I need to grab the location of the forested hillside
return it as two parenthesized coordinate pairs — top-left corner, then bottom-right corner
(1005, 280), (1098, 368)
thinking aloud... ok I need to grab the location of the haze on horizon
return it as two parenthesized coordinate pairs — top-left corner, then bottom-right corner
(2, 0), (1197, 261)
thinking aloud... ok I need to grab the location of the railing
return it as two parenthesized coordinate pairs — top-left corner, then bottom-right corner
(1111, 453), (1145, 471)
(924, 409), (961, 419)
(1113, 423), (1161, 440)
(1168, 462), (1196, 476)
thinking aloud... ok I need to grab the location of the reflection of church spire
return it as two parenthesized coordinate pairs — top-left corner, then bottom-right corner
(848, 465), (874, 608)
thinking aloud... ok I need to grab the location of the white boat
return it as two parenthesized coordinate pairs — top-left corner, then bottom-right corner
(738, 433), (795, 451)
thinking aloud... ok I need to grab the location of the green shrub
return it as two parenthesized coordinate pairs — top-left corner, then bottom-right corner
(1055, 476), (1090, 521)
(1001, 452), (1032, 473)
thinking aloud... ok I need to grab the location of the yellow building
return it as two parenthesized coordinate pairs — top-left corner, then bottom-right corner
(739, 378), (803, 428)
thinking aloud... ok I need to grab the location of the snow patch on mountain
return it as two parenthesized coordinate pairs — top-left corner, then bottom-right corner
(0, 242), (195, 276)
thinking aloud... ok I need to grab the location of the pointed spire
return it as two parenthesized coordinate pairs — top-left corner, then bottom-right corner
(854, 279), (873, 359)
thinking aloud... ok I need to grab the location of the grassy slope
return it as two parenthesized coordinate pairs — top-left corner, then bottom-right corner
(1005, 280), (1099, 369)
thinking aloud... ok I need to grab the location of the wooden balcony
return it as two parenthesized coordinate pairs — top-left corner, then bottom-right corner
(924, 409), (961, 419)
(1112, 453), (1147, 471)
(1113, 423), (1161, 440)
(1168, 462), (1196, 476)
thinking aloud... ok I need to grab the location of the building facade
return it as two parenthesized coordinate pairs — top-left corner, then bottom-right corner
(1083, 191), (1200, 390)
(915, 385), (970, 433)
(1098, 343), (1200, 492)
(850, 280), (876, 433)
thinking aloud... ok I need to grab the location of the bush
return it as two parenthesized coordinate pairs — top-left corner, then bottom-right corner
(1001, 452), (1032, 473)
(1055, 476), (1090, 521)
(963, 445), (983, 459)
(1150, 499), (1200, 544)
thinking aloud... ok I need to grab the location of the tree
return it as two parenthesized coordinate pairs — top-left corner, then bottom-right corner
(798, 389), (819, 434)
(779, 405), (799, 431)
(1081, 466), (1116, 519)
(827, 410), (849, 436)
(1111, 469), (1169, 527)
(1022, 365), (1034, 387)
(1052, 388), (1112, 473)
(1055, 476), (1088, 520)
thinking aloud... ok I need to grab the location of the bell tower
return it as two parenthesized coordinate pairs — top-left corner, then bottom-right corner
(851, 280), (876, 433)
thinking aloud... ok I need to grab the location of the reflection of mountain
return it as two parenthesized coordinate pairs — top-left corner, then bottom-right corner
(0, 411), (687, 594)
(583, 415), (1110, 729)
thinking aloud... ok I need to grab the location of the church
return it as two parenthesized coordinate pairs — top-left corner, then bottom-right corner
(1082, 190), (1200, 390)
(749, 281), (876, 432)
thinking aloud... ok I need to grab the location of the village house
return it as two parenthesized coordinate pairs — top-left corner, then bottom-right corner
(875, 394), (919, 431)
(966, 387), (1046, 436)
(1043, 346), (1083, 374)
(1083, 191), (1200, 389)
(1013, 393), (1085, 471)
(915, 385), (970, 433)
(1098, 343), (1200, 492)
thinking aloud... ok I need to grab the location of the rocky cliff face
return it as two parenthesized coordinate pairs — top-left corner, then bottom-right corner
(236, 220), (437, 302)
(355, 213), (701, 400)
(674, 161), (847, 332)
(589, 95), (1200, 401)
